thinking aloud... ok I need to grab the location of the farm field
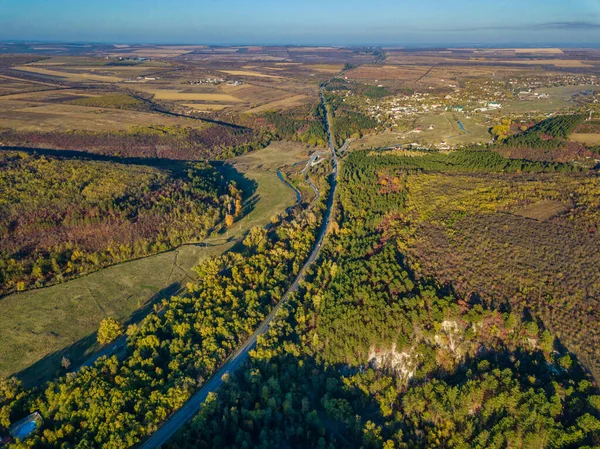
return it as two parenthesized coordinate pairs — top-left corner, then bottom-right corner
(13, 65), (125, 83)
(505, 84), (600, 114)
(218, 70), (283, 78)
(244, 94), (310, 113)
(145, 89), (243, 102)
(181, 103), (229, 111)
(0, 102), (206, 132)
(0, 54), (337, 139)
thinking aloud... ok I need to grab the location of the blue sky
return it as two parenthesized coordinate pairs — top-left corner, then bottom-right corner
(1, 0), (599, 46)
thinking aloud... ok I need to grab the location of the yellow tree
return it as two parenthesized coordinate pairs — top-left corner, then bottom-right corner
(97, 318), (123, 345)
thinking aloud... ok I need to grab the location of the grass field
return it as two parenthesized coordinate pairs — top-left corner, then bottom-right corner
(416, 113), (491, 144)
(13, 65), (124, 83)
(0, 102), (206, 132)
(219, 70), (283, 79)
(244, 94), (310, 113)
(182, 103), (230, 111)
(0, 244), (222, 386)
(0, 142), (303, 387)
(570, 133), (600, 145)
(350, 112), (490, 150)
(504, 84), (599, 114)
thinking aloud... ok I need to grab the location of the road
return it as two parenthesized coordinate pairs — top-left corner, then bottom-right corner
(75, 156), (317, 374)
(138, 87), (339, 449)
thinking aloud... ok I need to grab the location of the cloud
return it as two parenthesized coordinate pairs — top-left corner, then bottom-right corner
(445, 21), (600, 32)
(537, 21), (600, 30)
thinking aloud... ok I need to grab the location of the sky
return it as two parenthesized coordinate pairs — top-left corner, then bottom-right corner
(1, 0), (599, 46)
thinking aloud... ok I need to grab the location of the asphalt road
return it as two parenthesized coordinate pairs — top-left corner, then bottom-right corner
(138, 88), (339, 449)
(75, 155), (315, 375)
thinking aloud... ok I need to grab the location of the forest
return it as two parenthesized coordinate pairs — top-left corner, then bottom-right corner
(323, 92), (378, 146)
(255, 103), (329, 148)
(0, 190), (325, 447)
(0, 150), (234, 295)
(498, 114), (596, 162)
(166, 148), (600, 449)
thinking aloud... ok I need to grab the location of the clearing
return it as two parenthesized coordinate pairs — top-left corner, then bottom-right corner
(570, 133), (600, 145)
(219, 70), (283, 79)
(149, 90), (243, 102)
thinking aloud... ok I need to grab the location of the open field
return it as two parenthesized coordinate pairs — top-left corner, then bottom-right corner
(181, 103), (229, 111)
(350, 112), (491, 150)
(219, 70), (283, 78)
(416, 113), (491, 144)
(245, 94), (310, 113)
(514, 199), (570, 221)
(13, 65), (124, 82)
(108, 45), (205, 58)
(570, 133), (600, 145)
(227, 140), (310, 170)
(0, 88), (85, 101)
(10, 56), (172, 83)
(0, 54), (333, 134)
(149, 90), (243, 102)
(513, 48), (564, 54)
(505, 84), (600, 114)
(0, 102), (206, 132)
(304, 64), (344, 73)
(504, 97), (572, 113)
(0, 76), (59, 95)
(494, 59), (594, 67)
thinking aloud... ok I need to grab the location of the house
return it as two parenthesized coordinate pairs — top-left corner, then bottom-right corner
(487, 102), (502, 109)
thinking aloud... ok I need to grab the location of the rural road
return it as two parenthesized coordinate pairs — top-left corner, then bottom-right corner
(75, 154), (317, 374)
(138, 87), (339, 449)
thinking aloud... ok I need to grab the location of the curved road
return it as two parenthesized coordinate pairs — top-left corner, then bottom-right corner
(139, 87), (338, 449)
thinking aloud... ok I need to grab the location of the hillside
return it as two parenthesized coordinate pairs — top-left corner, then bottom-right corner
(0, 150), (234, 295)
